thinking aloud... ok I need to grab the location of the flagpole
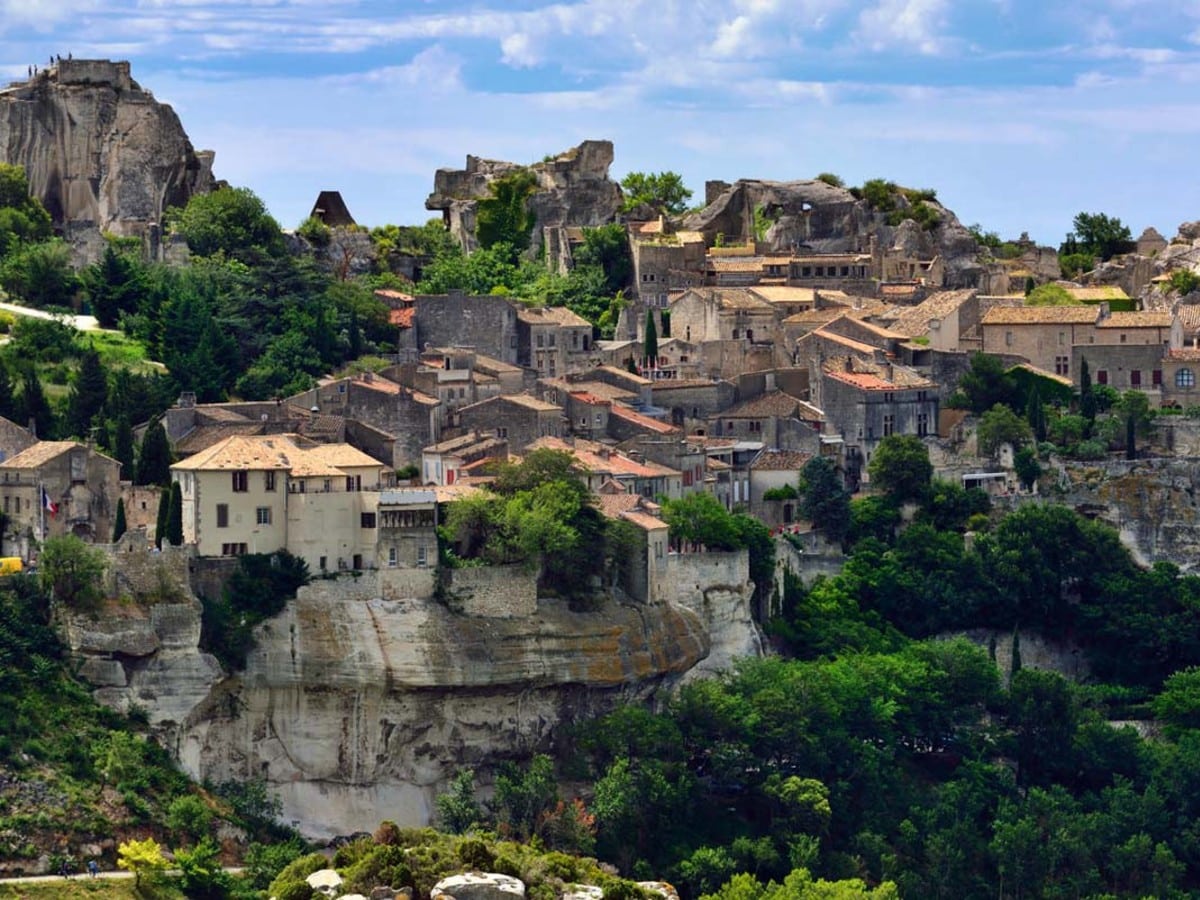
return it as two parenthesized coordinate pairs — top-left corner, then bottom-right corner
(39, 479), (44, 546)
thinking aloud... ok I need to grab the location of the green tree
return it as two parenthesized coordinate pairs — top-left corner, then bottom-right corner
(167, 185), (285, 261)
(0, 163), (52, 256)
(1063, 211), (1133, 261)
(867, 435), (932, 502)
(476, 169), (538, 259)
(154, 487), (170, 550)
(620, 171), (693, 216)
(1013, 447), (1041, 490)
(493, 753), (559, 840)
(112, 497), (127, 543)
(112, 414), (135, 478)
(167, 794), (214, 846)
(65, 346), (107, 440)
(83, 242), (146, 328)
(976, 403), (1032, 457)
(166, 480), (183, 546)
(136, 418), (171, 486)
(15, 367), (54, 439)
(644, 309), (658, 365)
(436, 769), (483, 834)
(1, 239), (78, 308)
(955, 352), (1017, 414)
(117, 837), (169, 886)
(662, 491), (741, 551)
(176, 837), (233, 899)
(39, 534), (107, 610)
(799, 457), (851, 544)
(1027, 283), (1075, 306)
(1025, 386), (1047, 443)
(1079, 357), (1096, 424)
(575, 223), (632, 294)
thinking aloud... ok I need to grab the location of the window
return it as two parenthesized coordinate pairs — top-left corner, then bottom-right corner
(1097, 370), (1108, 385)
(496, 427), (508, 438)
(361, 512), (377, 528)
(537, 334), (544, 348)
(1153, 369), (1163, 386)
(548, 333), (556, 347)
(1178, 368), (1196, 388)
(13, 498), (18, 514)
(883, 413), (895, 437)
(1131, 369), (1142, 387)
(264, 471), (276, 492)
(231, 471), (248, 492)
(255, 506), (272, 525)
(216, 504), (229, 528)
(388, 547), (398, 567)
(1005, 331), (1013, 347)
(917, 413), (929, 437)
(221, 543), (248, 556)
(1055, 356), (1070, 376)
(732, 329), (739, 339)
(1120, 333), (1127, 343)
(417, 546), (428, 567)
(1058, 331), (1065, 346)
(319, 556), (327, 571)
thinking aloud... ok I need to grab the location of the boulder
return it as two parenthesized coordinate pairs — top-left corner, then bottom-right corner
(561, 887), (603, 900)
(307, 868), (344, 897)
(430, 872), (525, 900)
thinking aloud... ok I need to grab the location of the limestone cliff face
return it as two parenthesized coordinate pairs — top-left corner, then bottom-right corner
(425, 140), (623, 267)
(0, 60), (215, 260)
(169, 580), (717, 839)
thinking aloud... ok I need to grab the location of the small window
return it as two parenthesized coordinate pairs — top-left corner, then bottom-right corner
(1153, 369), (1163, 386)
(1097, 370), (1108, 385)
(216, 504), (229, 528)
(1005, 331), (1013, 347)
(231, 471), (248, 492)
(264, 471), (276, 492)
(319, 556), (327, 571)
(388, 547), (398, 567)
(417, 546), (428, 567)
(1120, 333), (1127, 343)
(323, 478), (332, 492)
(497, 427), (508, 438)
(256, 506), (272, 525)
(1131, 370), (1142, 387)
(1177, 368), (1196, 388)
(361, 512), (377, 528)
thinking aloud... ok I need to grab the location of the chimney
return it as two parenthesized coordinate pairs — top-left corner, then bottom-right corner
(178, 391), (196, 409)
(1098, 301), (1111, 320)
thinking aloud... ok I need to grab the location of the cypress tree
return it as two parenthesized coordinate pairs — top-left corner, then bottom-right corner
(113, 414), (135, 480)
(154, 486), (169, 549)
(166, 481), (183, 546)
(17, 369), (54, 439)
(643, 309), (658, 368)
(0, 363), (15, 422)
(1025, 387), (1047, 443)
(1079, 357), (1097, 425)
(136, 418), (172, 487)
(66, 346), (108, 439)
(112, 497), (127, 543)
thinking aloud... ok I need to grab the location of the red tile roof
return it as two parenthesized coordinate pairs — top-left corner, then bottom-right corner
(389, 307), (415, 328)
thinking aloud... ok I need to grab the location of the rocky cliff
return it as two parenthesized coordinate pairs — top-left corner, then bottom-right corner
(684, 178), (987, 289)
(0, 59), (215, 261)
(425, 140), (623, 269)
(63, 549), (763, 840)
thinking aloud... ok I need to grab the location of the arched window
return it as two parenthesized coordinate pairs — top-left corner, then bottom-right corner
(1177, 368), (1196, 388)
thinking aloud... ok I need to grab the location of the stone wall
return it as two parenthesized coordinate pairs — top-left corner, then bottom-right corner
(664, 550), (762, 678)
(104, 528), (192, 602)
(380, 566), (437, 602)
(447, 565), (537, 618)
(414, 293), (519, 364)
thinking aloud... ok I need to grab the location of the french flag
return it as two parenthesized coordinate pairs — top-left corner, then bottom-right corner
(42, 486), (58, 518)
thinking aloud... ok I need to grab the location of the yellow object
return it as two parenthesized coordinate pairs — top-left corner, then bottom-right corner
(0, 557), (23, 575)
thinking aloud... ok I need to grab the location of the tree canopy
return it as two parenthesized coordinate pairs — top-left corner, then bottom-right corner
(620, 171), (693, 216)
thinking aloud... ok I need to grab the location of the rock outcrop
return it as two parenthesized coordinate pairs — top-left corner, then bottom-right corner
(170, 577), (718, 839)
(425, 140), (623, 269)
(0, 59), (215, 261)
(683, 178), (987, 289)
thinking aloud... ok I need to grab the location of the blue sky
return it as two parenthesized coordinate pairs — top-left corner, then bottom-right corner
(4, 0), (1200, 245)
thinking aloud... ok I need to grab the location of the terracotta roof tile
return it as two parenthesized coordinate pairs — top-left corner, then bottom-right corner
(1098, 311), (1172, 328)
(0, 441), (95, 469)
(389, 307), (415, 328)
(982, 306), (1098, 325)
(751, 449), (813, 471)
(609, 405), (678, 434)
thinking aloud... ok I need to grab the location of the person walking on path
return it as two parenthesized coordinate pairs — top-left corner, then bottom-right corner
(87, 860), (99, 878)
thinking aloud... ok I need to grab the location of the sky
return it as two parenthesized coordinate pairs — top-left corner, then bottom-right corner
(3, 0), (1200, 246)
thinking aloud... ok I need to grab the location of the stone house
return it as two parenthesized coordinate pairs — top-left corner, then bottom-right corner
(813, 357), (939, 490)
(565, 391), (611, 441)
(0, 416), (36, 462)
(597, 490), (670, 604)
(289, 373), (442, 468)
(607, 405), (680, 442)
(456, 394), (564, 451)
(375, 487), (439, 598)
(878, 289), (980, 352)
(421, 432), (508, 486)
(516, 306), (594, 377)
(615, 435), (709, 495)
(669, 288), (777, 346)
(748, 449), (813, 525)
(707, 390), (824, 454)
(414, 292), (521, 365)
(651, 379), (738, 434)
(1161, 348), (1200, 408)
(0, 441), (122, 559)
(787, 253), (875, 293)
(171, 434), (387, 573)
(526, 436), (683, 500)
(982, 305), (1170, 384)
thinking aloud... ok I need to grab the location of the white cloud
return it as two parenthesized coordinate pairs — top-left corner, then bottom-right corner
(855, 0), (951, 54)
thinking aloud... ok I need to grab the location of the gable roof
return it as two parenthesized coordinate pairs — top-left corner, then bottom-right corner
(981, 305), (1098, 326)
(886, 289), (976, 338)
(0, 441), (111, 470)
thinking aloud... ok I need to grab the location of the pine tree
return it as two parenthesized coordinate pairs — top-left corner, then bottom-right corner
(154, 487), (170, 550)
(166, 481), (183, 546)
(0, 363), (15, 422)
(136, 418), (172, 487)
(643, 309), (658, 369)
(112, 498), (127, 543)
(66, 346), (108, 439)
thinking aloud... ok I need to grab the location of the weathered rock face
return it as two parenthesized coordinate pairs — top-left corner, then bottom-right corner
(0, 59), (215, 261)
(683, 178), (986, 289)
(171, 580), (715, 839)
(425, 140), (623, 266)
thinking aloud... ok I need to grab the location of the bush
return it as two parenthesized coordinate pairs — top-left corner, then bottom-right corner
(267, 852), (328, 900)
(1170, 268), (1200, 295)
(297, 216), (332, 248)
(815, 173), (844, 188)
(167, 793), (214, 845)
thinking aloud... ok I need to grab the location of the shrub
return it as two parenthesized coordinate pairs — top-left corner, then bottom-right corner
(267, 852), (328, 900)
(167, 793), (214, 845)
(815, 173), (844, 188)
(297, 216), (332, 248)
(1169, 268), (1200, 295)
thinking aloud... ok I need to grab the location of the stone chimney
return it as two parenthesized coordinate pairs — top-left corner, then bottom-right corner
(1098, 301), (1111, 321)
(178, 391), (196, 409)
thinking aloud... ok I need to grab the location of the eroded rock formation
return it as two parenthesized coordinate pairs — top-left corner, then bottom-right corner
(425, 140), (623, 269)
(0, 59), (215, 261)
